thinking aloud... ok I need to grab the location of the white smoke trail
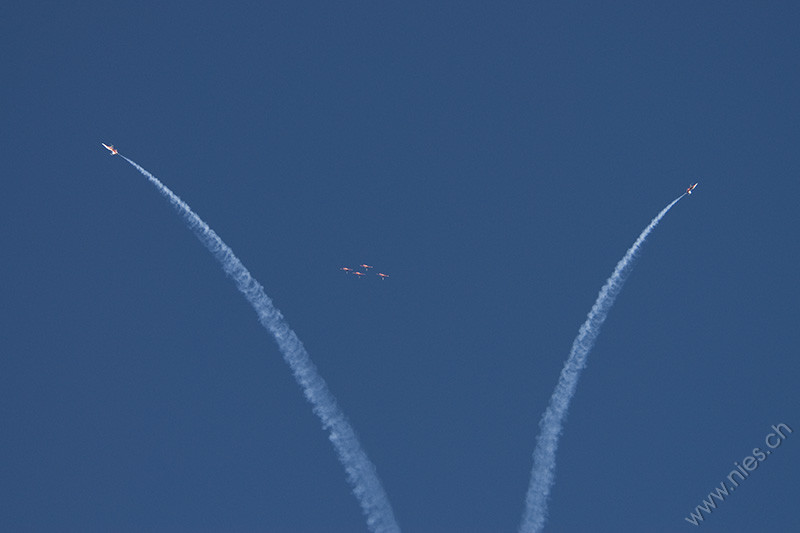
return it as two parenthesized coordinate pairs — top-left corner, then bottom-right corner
(121, 156), (400, 533)
(520, 194), (685, 533)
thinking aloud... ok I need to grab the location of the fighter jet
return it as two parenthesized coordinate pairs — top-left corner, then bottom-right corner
(359, 264), (373, 270)
(686, 182), (699, 194)
(353, 271), (366, 278)
(102, 143), (118, 155)
(376, 273), (389, 280)
(340, 267), (353, 273)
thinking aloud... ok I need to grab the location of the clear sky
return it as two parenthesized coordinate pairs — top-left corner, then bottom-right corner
(2, 2), (798, 532)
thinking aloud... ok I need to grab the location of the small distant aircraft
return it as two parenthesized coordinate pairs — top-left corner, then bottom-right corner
(353, 271), (366, 278)
(101, 143), (118, 155)
(359, 264), (373, 270)
(377, 273), (389, 280)
(686, 182), (699, 194)
(340, 267), (353, 273)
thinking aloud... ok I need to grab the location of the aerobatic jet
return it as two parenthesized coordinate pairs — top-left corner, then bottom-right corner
(101, 143), (118, 155)
(686, 182), (698, 194)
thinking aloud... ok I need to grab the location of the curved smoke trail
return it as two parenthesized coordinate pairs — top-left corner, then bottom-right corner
(121, 156), (400, 533)
(520, 194), (685, 533)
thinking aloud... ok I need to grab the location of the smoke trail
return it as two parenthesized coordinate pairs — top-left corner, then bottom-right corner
(519, 194), (685, 533)
(120, 156), (400, 533)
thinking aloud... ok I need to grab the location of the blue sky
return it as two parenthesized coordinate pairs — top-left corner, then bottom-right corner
(2, 2), (798, 531)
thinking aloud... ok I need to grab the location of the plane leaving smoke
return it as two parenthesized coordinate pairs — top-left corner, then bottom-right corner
(120, 156), (400, 533)
(519, 194), (685, 533)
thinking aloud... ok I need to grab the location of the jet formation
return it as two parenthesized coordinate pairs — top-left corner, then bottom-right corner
(341, 264), (389, 280)
(101, 143), (119, 155)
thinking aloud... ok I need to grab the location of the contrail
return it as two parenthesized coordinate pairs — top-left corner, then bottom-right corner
(120, 155), (400, 533)
(519, 194), (685, 533)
